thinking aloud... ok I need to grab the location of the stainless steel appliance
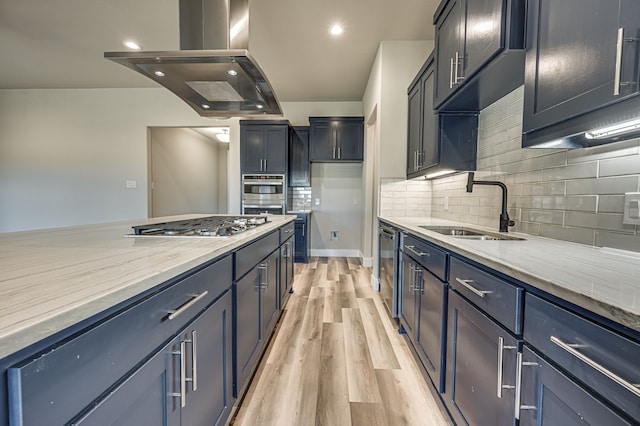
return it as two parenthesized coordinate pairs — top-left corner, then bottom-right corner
(241, 174), (286, 215)
(129, 215), (269, 238)
(378, 221), (400, 319)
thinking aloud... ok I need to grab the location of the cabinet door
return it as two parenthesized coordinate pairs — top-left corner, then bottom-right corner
(518, 346), (633, 425)
(294, 220), (308, 263)
(444, 291), (519, 426)
(181, 291), (234, 426)
(309, 121), (335, 161)
(420, 65), (439, 170)
(261, 250), (280, 338)
(400, 252), (418, 337)
(416, 270), (446, 392)
(289, 127), (310, 187)
(264, 126), (287, 173)
(335, 120), (363, 161)
(463, 0), (505, 79)
(75, 337), (181, 426)
(523, 0), (639, 133)
(406, 81), (422, 175)
(434, 0), (463, 107)
(240, 127), (265, 173)
(235, 267), (262, 396)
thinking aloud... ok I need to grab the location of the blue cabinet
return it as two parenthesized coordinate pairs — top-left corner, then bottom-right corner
(407, 54), (478, 179)
(293, 213), (309, 263)
(7, 255), (234, 426)
(433, 0), (525, 111)
(309, 117), (364, 162)
(240, 120), (289, 174)
(522, 0), (640, 148)
(289, 126), (310, 187)
(399, 235), (448, 392)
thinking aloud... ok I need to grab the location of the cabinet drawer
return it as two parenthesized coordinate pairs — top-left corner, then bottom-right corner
(402, 234), (447, 281)
(8, 255), (233, 426)
(449, 257), (523, 334)
(235, 230), (279, 280)
(280, 221), (295, 242)
(524, 294), (640, 420)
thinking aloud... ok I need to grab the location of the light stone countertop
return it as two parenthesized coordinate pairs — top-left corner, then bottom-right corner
(0, 214), (296, 360)
(379, 216), (640, 334)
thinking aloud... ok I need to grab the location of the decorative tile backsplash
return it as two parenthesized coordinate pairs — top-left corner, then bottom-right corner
(383, 86), (640, 253)
(288, 187), (312, 211)
(379, 178), (431, 217)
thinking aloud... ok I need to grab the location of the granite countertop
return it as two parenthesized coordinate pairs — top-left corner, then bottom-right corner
(380, 216), (640, 333)
(0, 214), (295, 359)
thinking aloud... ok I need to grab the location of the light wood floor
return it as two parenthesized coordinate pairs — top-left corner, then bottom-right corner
(231, 257), (452, 426)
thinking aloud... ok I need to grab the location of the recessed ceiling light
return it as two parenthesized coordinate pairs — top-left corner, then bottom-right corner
(227, 69), (238, 76)
(154, 71), (165, 77)
(123, 40), (142, 50)
(330, 24), (344, 36)
(256, 104), (264, 109)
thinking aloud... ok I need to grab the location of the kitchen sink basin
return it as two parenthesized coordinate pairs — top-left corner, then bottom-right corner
(418, 226), (525, 241)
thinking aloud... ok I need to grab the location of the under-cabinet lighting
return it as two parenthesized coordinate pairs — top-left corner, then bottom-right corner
(202, 104), (211, 109)
(425, 169), (455, 179)
(216, 130), (230, 143)
(123, 40), (142, 50)
(585, 118), (640, 139)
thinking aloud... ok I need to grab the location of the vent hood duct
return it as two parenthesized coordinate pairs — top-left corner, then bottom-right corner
(104, 0), (282, 117)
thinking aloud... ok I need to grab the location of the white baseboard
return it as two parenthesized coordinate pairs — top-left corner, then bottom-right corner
(310, 249), (361, 258)
(361, 256), (373, 268)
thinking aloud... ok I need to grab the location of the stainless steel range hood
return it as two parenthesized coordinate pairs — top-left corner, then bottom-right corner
(105, 0), (282, 117)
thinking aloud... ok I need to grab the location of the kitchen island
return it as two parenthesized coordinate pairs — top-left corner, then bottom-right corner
(0, 214), (296, 426)
(381, 215), (640, 425)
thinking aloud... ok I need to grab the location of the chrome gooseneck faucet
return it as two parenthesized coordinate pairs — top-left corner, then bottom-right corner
(466, 172), (515, 232)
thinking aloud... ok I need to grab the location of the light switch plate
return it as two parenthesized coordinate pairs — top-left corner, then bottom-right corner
(623, 192), (640, 225)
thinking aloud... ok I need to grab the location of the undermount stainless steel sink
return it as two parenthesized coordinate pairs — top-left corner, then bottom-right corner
(418, 226), (525, 241)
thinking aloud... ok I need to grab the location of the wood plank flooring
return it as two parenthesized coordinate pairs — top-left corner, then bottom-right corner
(231, 257), (452, 426)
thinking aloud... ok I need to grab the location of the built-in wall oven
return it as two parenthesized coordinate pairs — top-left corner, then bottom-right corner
(241, 174), (286, 215)
(378, 221), (400, 320)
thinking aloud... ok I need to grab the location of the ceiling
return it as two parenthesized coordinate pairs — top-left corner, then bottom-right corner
(0, 0), (438, 103)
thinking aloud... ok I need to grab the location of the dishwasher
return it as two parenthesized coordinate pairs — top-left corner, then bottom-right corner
(378, 221), (400, 320)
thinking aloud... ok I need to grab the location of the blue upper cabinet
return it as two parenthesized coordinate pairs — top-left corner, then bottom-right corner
(240, 120), (289, 174)
(522, 0), (640, 148)
(434, 0), (526, 111)
(309, 117), (364, 162)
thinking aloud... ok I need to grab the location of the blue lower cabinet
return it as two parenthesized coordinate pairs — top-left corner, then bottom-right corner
(293, 214), (310, 263)
(518, 346), (633, 425)
(444, 291), (520, 426)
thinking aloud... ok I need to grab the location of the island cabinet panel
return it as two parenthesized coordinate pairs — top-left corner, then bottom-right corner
(74, 290), (233, 426)
(293, 213), (309, 263)
(280, 235), (294, 307)
(7, 255), (233, 426)
(522, 0), (640, 137)
(235, 229), (280, 280)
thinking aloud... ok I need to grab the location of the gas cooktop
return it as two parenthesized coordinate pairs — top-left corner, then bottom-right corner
(128, 215), (270, 238)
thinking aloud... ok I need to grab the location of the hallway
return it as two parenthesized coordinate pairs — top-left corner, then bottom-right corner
(231, 257), (451, 425)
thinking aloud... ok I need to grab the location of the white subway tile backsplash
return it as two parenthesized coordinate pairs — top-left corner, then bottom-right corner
(381, 84), (640, 252)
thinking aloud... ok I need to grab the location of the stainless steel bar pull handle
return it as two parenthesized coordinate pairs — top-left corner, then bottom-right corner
(449, 57), (455, 88)
(514, 351), (538, 419)
(497, 336), (516, 398)
(551, 336), (640, 397)
(191, 330), (198, 391)
(404, 244), (428, 258)
(170, 341), (187, 408)
(455, 277), (492, 298)
(168, 291), (209, 320)
(338, 146), (341, 160)
(615, 27), (624, 96)
(414, 266), (422, 294)
(258, 262), (269, 289)
(408, 263), (415, 292)
(454, 51), (464, 83)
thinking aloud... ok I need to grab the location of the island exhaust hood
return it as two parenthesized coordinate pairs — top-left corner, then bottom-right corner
(104, 0), (282, 117)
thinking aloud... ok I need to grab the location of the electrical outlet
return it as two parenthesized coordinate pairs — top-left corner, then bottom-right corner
(623, 192), (640, 225)
(330, 231), (339, 240)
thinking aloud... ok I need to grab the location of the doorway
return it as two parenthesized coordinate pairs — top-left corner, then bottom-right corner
(148, 127), (229, 218)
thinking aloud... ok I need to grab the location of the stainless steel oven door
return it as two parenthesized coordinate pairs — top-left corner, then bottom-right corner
(242, 202), (285, 215)
(242, 174), (285, 203)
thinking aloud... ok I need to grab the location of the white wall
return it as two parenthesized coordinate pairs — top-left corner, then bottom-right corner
(0, 88), (240, 232)
(149, 127), (226, 217)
